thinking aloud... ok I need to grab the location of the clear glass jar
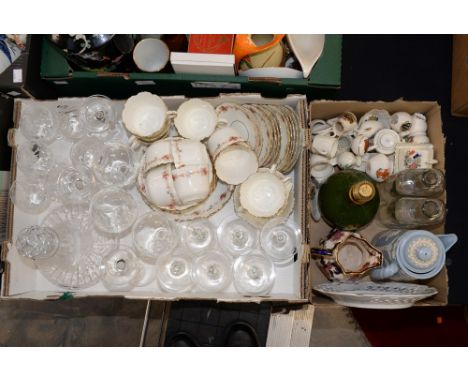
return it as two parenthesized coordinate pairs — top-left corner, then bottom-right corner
(378, 197), (446, 229)
(380, 169), (445, 199)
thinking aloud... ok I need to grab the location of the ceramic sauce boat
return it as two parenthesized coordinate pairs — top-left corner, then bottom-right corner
(311, 229), (383, 281)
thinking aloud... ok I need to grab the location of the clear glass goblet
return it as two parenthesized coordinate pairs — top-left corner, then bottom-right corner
(20, 103), (57, 143)
(56, 103), (86, 141)
(9, 180), (51, 214)
(102, 246), (142, 292)
(180, 219), (216, 256)
(218, 216), (258, 257)
(156, 250), (194, 293)
(233, 250), (276, 296)
(132, 211), (178, 262)
(70, 136), (102, 170)
(193, 251), (233, 293)
(260, 218), (301, 266)
(82, 95), (115, 135)
(15, 225), (59, 260)
(90, 187), (139, 235)
(93, 142), (138, 187)
(56, 167), (96, 206)
(16, 141), (55, 177)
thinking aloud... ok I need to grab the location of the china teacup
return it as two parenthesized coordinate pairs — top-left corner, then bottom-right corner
(144, 138), (173, 170)
(390, 111), (413, 133)
(174, 99), (220, 141)
(399, 113), (428, 139)
(357, 120), (384, 138)
(366, 153), (393, 182)
(311, 135), (339, 158)
(172, 164), (211, 205)
(310, 154), (336, 167)
(144, 164), (181, 208)
(171, 139), (211, 169)
(240, 167), (292, 218)
(333, 112), (358, 135)
(214, 142), (258, 185)
(310, 119), (331, 135)
(122, 92), (174, 142)
(351, 134), (370, 156)
(207, 126), (246, 159)
(336, 151), (362, 169)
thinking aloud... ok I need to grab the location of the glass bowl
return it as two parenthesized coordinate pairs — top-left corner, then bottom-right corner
(16, 142), (55, 177)
(37, 205), (118, 289)
(70, 136), (102, 170)
(217, 216), (258, 257)
(90, 187), (139, 236)
(156, 250), (194, 293)
(20, 103), (57, 143)
(15, 225), (59, 260)
(233, 250), (276, 296)
(193, 251), (233, 293)
(132, 211), (178, 262)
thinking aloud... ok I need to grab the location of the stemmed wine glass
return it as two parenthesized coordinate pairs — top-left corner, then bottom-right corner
(101, 246), (142, 292)
(260, 218), (301, 266)
(156, 250), (194, 293)
(180, 219), (217, 256)
(193, 251), (233, 293)
(218, 216), (258, 257)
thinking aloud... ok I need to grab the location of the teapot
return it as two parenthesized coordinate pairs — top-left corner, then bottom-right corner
(370, 229), (457, 281)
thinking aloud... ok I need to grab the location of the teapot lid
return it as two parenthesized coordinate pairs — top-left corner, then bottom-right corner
(397, 230), (446, 279)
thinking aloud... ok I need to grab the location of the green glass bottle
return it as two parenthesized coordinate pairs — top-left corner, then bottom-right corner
(318, 169), (380, 231)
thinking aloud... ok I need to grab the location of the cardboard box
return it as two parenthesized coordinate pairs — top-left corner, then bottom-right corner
(2, 94), (310, 304)
(304, 100), (448, 307)
(170, 52), (235, 75)
(40, 35), (342, 99)
(0, 35), (55, 99)
(451, 35), (468, 117)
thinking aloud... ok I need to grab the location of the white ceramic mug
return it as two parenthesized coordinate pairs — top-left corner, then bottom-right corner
(207, 126), (245, 158)
(334, 112), (358, 135)
(172, 164), (211, 205)
(366, 153), (393, 182)
(311, 135), (339, 158)
(133, 38), (170, 72)
(351, 134), (370, 156)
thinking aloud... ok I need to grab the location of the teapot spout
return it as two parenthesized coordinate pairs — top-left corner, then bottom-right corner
(438, 234), (458, 252)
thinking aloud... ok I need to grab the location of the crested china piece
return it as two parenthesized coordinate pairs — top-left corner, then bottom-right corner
(394, 143), (438, 173)
(313, 281), (438, 309)
(366, 153), (393, 182)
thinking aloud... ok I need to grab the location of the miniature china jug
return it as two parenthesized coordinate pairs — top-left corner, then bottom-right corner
(311, 229), (383, 281)
(370, 229), (457, 281)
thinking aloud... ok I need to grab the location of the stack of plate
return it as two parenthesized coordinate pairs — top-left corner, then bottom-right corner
(216, 103), (303, 173)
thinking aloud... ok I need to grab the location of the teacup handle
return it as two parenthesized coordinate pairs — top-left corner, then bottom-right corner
(216, 118), (228, 128)
(310, 248), (333, 257)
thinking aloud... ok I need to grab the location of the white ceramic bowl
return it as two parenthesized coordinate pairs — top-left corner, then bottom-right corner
(214, 143), (258, 185)
(122, 92), (170, 140)
(174, 99), (218, 140)
(133, 38), (169, 73)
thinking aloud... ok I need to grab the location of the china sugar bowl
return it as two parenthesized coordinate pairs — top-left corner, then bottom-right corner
(122, 91), (174, 142)
(238, 167), (293, 219)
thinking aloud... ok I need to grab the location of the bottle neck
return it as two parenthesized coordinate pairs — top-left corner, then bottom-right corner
(349, 181), (376, 205)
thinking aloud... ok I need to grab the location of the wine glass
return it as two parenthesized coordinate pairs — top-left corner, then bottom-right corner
(70, 136), (102, 170)
(20, 103), (57, 143)
(132, 259), (158, 288)
(16, 142), (55, 177)
(193, 251), (233, 293)
(93, 142), (138, 187)
(9, 180), (51, 214)
(82, 95), (115, 135)
(15, 225), (59, 260)
(180, 219), (217, 256)
(217, 216), (258, 257)
(132, 211), (178, 262)
(55, 167), (96, 206)
(156, 250), (194, 293)
(233, 250), (276, 295)
(90, 187), (139, 236)
(260, 218), (301, 266)
(101, 246), (142, 292)
(56, 103), (86, 141)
